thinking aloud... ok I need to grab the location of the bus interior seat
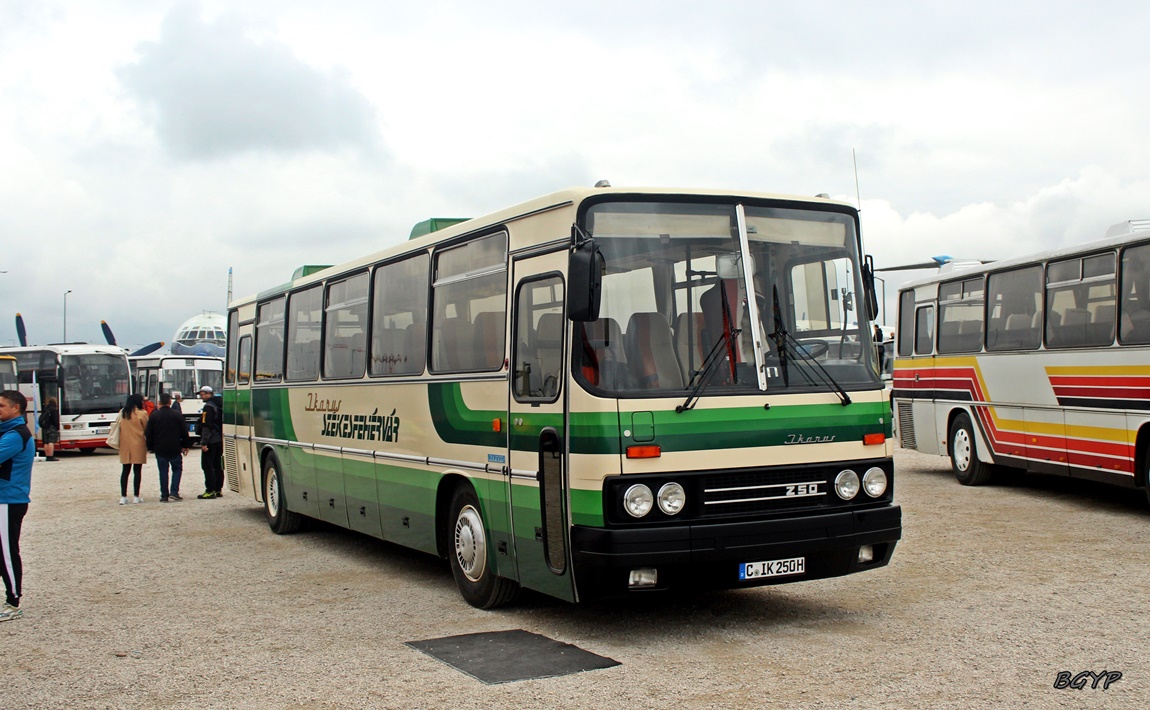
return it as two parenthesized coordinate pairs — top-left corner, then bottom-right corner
(1004, 314), (1030, 331)
(581, 318), (629, 388)
(1093, 303), (1116, 325)
(349, 333), (366, 374)
(405, 322), (426, 372)
(437, 317), (473, 370)
(533, 312), (564, 397)
(625, 312), (685, 390)
(1089, 303), (1117, 343)
(674, 312), (706, 383)
(374, 327), (405, 374)
(326, 341), (350, 378)
(473, 312), (504, 370)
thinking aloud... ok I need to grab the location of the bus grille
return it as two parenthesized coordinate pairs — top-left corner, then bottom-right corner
(224, 438), (239, 492)
(897, 402), (916, 449)
(700, 468), (831, 517)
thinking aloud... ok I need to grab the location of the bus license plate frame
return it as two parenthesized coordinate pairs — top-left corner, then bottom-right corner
(739, 556), (805, 581)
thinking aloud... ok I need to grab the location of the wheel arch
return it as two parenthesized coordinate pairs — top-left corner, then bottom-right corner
(947, 405), (995, 465)
(435, 473), (472, 559)
(1134, 423), (1150, 490)
(257, 445), (283, 504)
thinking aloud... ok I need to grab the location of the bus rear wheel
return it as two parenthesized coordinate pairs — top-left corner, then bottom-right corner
(448, 485), (519, 609)
(949, 412), (994, 486)
(264, 455), (302, 534)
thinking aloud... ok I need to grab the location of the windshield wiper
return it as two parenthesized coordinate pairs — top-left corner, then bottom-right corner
(769, 285), (851, 406)
(676, 328), (742, 413)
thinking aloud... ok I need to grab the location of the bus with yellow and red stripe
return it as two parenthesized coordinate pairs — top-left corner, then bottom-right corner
(892, 219), (1150, 504)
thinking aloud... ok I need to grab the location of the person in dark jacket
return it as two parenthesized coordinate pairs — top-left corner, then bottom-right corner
(144, 392), (191, 502)
(38, 397), (60, 461)
(196, 386), (224, 499)
(0, 390), (34, 622)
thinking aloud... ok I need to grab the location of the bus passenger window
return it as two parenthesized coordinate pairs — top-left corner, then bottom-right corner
(1120, 243), (1150, 344)
(913, 306), (934, 355)
(286, 286), (322, 381)
(430, 234), (507, 374)
(370, 254), (429, 376)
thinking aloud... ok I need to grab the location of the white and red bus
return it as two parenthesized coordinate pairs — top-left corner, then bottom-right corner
(2, 344), (131, 451)
(0, 355), (16, 390)
(892, 219), (1150, 504)
(131, 354), (223, 441)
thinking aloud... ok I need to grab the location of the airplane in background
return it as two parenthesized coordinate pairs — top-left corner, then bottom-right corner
(876, 255), (990, 274)
(13, 313), (163, 357)
(169, 312), (226, 357)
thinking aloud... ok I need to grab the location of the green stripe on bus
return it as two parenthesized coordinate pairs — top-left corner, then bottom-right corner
(252, 388), (297, 440)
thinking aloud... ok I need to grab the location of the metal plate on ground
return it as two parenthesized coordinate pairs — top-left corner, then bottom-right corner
(406, 629), (620, 684)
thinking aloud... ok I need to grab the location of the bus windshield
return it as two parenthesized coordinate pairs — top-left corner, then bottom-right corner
(579, 200), (878, 395)
(60, 353), (129, 415)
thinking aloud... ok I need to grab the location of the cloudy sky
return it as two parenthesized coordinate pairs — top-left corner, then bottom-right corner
(3, 0), (1149, 349)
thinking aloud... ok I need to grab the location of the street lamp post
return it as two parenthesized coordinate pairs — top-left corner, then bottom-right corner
(63, 289), (72, 342)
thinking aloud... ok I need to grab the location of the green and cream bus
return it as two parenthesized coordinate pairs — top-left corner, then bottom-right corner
(223, 186), (902, 607)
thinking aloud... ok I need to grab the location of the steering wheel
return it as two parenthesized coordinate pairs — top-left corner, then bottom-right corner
(797, 340), (829, 358)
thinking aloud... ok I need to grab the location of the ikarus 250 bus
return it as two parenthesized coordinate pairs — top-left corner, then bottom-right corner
(223, 186), (902, 607)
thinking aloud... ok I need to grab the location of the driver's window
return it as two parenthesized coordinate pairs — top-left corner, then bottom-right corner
(790, 257), (853, 333)
(513, 275), (565, 402)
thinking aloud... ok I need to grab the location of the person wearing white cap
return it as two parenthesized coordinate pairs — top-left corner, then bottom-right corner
(196, 385), (224, 499)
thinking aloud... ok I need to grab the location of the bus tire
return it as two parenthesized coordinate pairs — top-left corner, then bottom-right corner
(448, 485), (519, 609)
(949, 412), (994, 486)
(263, 455), (302, 535)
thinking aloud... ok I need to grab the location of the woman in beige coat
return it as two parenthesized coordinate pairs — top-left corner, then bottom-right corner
(117, 393), (149, 504)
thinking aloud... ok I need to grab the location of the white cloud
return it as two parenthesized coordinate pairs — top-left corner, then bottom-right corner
(3, 1), (1150, 350)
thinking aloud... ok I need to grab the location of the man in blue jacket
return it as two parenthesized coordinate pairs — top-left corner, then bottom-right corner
(0, 390), (34, 622)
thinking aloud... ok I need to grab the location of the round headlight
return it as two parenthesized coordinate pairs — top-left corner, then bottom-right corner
(834, 470), (860, 500)
(863, 467), (888, 497)
(623, 484), (654, 518)
(657, 482), (686, 515)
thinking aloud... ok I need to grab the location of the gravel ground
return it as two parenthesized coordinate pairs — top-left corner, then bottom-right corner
(6, 447), (1149, 708)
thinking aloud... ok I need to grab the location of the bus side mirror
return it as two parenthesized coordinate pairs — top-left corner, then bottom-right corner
(568, 234), (603, 322)
(862, 255), (880, 322)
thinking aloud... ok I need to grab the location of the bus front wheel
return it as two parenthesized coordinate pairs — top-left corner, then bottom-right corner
(264, 455), (302, 534)
(949, 412), (994, 486)
(448, 485), (519, 609)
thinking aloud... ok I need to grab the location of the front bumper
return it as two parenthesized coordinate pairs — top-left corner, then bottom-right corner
(571, 504), (901, 600)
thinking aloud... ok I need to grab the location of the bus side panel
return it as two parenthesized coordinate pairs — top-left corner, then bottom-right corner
(376, 460), (441, 555)
(314, 449), (348, 527)
(344, 453), (382, 539)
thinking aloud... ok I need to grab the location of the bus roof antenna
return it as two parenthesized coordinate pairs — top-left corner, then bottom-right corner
(594, 179), (611, 188)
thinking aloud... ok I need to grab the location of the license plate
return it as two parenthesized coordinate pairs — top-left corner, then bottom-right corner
(739, 556), (805, 580)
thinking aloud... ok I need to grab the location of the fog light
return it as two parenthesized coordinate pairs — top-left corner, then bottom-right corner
(858, 545), (875, 564)
(834, 470), (860, 500)
(862, 467), (888, 497)
(657, 482), (686, 515)
(623, 484), (654, 518)
(628, 568), (658, 588)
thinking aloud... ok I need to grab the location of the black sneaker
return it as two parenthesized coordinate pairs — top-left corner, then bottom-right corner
(214, 490), (223, 498)
(170, 494), (183, 501)
(197, 491), (216, 499)
(160, 497), (169, 503)
(46, 457), (60, 462)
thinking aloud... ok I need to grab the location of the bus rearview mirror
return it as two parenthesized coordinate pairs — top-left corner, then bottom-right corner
(568, 239), (603, 322)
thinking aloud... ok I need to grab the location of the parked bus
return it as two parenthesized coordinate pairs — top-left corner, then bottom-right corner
(131, 354), (224, 440)
(225, 186), (901, 607)
(0, 355), (16, 390)
(2, 344), (131, 451)
(892, 219), (1150, 503)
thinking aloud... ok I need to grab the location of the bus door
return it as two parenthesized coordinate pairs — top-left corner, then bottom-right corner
(507, 251), (576, 602)
(227, 325), (260, 497)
